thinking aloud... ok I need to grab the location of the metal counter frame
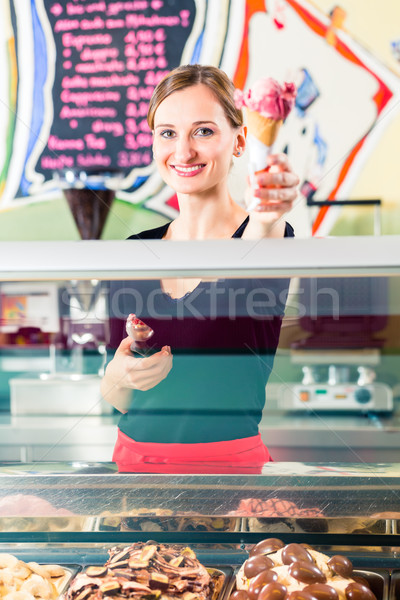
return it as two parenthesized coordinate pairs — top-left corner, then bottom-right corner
(0, 236), (400, 280)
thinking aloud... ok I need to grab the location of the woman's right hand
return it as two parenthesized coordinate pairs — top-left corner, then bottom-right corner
(106, 336), (173, 392)
(101, 337), (173, 412)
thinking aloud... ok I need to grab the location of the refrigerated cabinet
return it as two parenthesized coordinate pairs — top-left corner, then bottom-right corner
(0, 463), (399, 599)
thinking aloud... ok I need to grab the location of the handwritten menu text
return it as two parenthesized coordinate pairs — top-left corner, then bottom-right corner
(38, 0), (195, 181)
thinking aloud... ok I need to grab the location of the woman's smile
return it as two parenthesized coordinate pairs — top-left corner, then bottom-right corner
(170, 163), (207, 176)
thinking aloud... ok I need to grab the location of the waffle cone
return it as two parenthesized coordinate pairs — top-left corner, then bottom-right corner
(246, 109), (283, 147)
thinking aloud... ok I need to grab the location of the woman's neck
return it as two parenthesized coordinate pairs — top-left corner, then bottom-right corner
(166, 186), (248, 240)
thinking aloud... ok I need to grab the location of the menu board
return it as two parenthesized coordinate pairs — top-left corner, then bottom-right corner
(37, 0), (196, 183)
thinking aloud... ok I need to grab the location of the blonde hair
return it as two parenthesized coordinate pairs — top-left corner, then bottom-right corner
(147, 64), (243, 130)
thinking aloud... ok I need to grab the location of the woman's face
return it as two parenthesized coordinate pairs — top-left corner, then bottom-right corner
(152, 84), (245, 197)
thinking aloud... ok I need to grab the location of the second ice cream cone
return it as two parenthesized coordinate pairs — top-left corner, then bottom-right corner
(246, 109), (283, 147)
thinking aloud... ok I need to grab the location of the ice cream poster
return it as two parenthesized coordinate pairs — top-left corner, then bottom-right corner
(0, 0), (399, 237)
(1, 295), (27, 324)
(0, 284), (59, 332)
(231, 0), (400, 235)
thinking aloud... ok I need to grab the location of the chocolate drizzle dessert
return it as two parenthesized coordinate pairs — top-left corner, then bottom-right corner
(66, 542), (216, 600)
(234, 538), (377, 600)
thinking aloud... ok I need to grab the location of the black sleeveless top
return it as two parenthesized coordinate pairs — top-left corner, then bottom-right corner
(109, 218), (294, 443)
(126, 216), (294, 241)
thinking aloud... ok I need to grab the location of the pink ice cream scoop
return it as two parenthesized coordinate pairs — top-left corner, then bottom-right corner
(0, 494), (74, 516)
(126, 313), (154, 356)
(234, 77), (296, 212)
(126, 314), (154, 342)
(234, 78), (296, 119)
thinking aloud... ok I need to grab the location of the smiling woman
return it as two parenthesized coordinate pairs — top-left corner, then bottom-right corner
(148, 65), (245, 220)
(152, 84), (243, 202)
(101, 64), (299, 473)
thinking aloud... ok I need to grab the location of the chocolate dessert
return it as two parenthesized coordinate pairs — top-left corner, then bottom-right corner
(66, 542), (214, 600)
(234, 538), (377, 599)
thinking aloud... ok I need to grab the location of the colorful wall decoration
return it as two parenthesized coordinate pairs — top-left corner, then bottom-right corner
(0, 0), (399, 238)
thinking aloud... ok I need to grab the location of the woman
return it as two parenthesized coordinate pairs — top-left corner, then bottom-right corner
(101, 64), (299, 473)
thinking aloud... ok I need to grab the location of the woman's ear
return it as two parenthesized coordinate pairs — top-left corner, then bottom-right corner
(234, 126), (247, 156)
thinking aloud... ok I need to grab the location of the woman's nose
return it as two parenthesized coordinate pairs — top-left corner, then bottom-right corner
(173, 136), (196, 162)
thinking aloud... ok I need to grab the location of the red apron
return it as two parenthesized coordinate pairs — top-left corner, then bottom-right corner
(113, 429), (273, 474)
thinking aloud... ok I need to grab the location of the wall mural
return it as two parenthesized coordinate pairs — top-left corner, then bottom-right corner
(0, 0), (399, 237)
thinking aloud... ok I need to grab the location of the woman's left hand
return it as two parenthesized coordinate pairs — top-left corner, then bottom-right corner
(245, 153), (299, 237)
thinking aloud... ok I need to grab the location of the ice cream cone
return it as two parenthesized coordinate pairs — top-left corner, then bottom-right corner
(246, 109), (283, 147)
(234, 77), (296, 210)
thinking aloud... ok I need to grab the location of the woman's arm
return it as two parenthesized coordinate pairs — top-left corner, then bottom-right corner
(242, 153), (299, 239)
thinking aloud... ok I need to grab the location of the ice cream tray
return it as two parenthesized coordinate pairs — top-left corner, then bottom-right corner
(0, 561), (81, 600)
(94, 514), (244, 533)
(226, 566), (390, 600)
(389, 571), (400, 600)
(54, 565), (82, 598)
(62, 565), (231, 600)
(60, 564), (396, 600)
(2, 553), (399, 600)
(0, 516), (98, 534)
(207, 567), (234, 600)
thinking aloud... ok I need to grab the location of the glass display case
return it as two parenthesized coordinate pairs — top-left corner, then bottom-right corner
(0, 462), (399, 600)
(0, 236), (399, 463)
(0, 235), (400, 598)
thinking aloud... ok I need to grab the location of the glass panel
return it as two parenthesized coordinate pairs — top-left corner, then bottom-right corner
(0, 464), (399, 537)
(264, 274), (400, 463)
(0, 268), (399, 471)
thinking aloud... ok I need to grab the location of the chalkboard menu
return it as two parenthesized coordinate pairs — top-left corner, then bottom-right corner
(37, 0), (196, 186)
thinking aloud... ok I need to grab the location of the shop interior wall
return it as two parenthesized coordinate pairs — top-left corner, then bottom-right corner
(0, 0), (399, 240)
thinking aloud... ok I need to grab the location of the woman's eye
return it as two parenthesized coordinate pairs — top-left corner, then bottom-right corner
(160, 130), (175, 138)
(195, 127), (213, 137)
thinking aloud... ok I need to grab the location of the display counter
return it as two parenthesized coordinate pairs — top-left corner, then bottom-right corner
(0, 237), (398, 597)
(0, 463), (399, 600)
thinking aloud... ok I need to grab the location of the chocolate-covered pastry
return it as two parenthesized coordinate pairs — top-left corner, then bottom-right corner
(235, 538), (377, 600)
(66, 543), (212, 600)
